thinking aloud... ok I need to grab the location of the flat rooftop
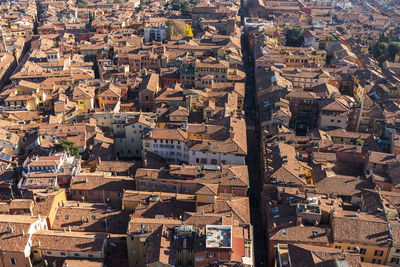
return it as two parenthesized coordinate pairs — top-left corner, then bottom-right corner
(206, 225), (232, 249)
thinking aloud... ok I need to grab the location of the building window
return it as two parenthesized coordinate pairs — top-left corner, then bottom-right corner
(9, 258), (17, 265)
(360, 248), (366, 254)
(139, 181), (146, 187)
(374, 250), (383, 256)
(391, 257), (400, 264)
(60, 252), (66, 256)
(188, 260), (193, 266)
(145, 143), (150, 148)
(47, 251), (52, 255)
(74, 253), (80, 257)
(396, 249), (400, 254)
(372, 259), (381, 264)
(177, 249), (182, 254)
(161, 184), (168, 190)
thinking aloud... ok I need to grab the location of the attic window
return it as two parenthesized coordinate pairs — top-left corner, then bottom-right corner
(65, 215), (69, 220)
(282, 230), (287, 237)
(313, 231), (319, 237)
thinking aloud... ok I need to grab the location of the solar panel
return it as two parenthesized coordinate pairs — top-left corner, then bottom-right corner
(0, 153), (6, 159)
(3, 154), (11, 161)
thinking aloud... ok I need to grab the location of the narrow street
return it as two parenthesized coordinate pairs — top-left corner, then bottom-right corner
(241, 4), (268, 264)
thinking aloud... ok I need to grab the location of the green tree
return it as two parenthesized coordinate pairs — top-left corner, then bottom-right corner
(388, 42), (400, 62)
(54, 140), (80, 158)
(180, 0), (190, 14)
(166, 20), (187, 39)
(373, 42), (388, 58)
(285, 27), (304, 47)
(171, 0), (180, 10)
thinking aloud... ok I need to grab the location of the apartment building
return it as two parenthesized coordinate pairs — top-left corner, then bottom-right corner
(139, 73), (160, 112)
(70, 174), (135, 205)
(143, 117), (247, 165)
(279, 68), (330, 89)
(134, 164), (249, 196)
(319, 98), (351, 130)
(31, 230), (107, 262)
(142, 128), (190, 164)
(0, 215), (48, 267)
(144, 25), (167, 42)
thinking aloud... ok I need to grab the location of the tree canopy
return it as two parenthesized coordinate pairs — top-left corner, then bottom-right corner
(166, 20), (187, 39)
(285, 27), (304, 47)
(170, 0), (197, 15)
(372, 32), (400, 64)
(54, 139), (80, 158)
